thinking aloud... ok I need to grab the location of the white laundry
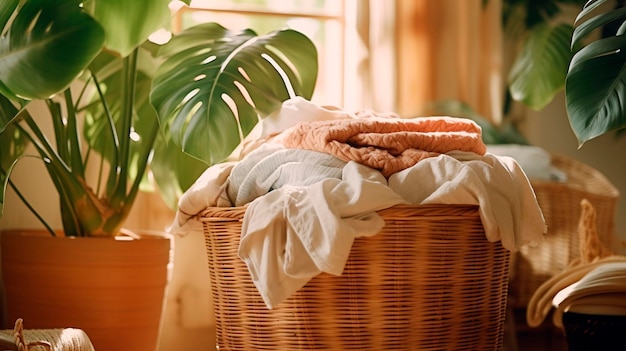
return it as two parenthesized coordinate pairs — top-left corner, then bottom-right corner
(237, 151), (545, 308)
(168, 161), (235, 236)
(238, 161), (408, 309)
(227, 143), (347, 206)
(388, 151), (546, 251)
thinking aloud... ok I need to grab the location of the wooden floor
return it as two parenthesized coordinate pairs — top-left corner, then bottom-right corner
(504, 307), (569, 351)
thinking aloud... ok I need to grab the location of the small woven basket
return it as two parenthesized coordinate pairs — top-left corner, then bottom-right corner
(201, 204), (511, 351)
(509, 154), (619, 308)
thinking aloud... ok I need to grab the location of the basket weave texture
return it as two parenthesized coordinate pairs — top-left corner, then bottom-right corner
(201, 204), (511, 351)
(509, 153), (619, 308)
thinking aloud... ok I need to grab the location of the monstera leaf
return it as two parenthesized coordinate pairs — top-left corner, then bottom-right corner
(84, 0), (172, 57)
(151, 23), (318, 166)
(150, 138), (209, 210)
(0, 0), (105, 100)
(566, 0), (626, 145)
(509, 22), (574, 110)
(0, 0), (319, 236)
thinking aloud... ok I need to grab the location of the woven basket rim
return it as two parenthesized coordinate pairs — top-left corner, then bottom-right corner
(199, 203), (480, 221)
(530, 153), (619, 197)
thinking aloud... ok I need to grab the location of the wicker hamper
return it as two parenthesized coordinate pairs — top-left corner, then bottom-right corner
(509, 154), (619, 308)
(201, 204), (511, 351)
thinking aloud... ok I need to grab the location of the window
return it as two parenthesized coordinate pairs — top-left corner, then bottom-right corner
(169, 0), (375, 111)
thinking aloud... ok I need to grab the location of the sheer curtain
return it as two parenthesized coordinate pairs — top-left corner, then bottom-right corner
(394, 0), (503, 123)
(345, 0), (398, 113)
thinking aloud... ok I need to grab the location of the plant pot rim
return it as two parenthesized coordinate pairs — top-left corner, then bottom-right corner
(0, 228), (172, 241)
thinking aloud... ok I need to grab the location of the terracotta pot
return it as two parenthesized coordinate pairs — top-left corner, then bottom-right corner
(0, 230), (172, 351)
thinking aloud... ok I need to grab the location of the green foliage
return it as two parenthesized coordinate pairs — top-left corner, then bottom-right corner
(0, 0), (318, 236)
(505, 0), (587, 112)
(0, 0), (105, 100)
(0, 95), (24, 216)
(508, 23), (573, 110)
(85, 0), (171, 57)
(503, 0), (587, 29)
(566, 0), (626, 145)
(151, 23), (318, 165)
(458, 0), (588, 142)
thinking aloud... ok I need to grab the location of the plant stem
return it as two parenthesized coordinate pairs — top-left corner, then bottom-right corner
(90, 71), (120, 198)
(47, 99), (68, 161)
(8, 177), (56, 237)
(127, 117), (158, 210)
(113, 49), (139, 205)
(64, 89), (85, 178)
(19, 113), (84, 236)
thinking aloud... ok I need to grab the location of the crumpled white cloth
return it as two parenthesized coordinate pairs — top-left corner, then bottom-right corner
(169, 97), (359, 235)
(238, 161), (408, 309)
(227, 143), (347, 206)
(389, 151), (546, 250)
(167, 162), (235, 236)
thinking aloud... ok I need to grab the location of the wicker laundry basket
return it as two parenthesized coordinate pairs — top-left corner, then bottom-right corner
(201, 204), (511, 351)
(508, 154), (619, 308)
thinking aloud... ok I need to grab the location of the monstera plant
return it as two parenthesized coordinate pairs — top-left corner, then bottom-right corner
(431, 0), (587, 144)
(0, 0), (318, 237)
(492, 0), (626, 145)
(505, 0), (588, 111)
(565, 0), (626, 145)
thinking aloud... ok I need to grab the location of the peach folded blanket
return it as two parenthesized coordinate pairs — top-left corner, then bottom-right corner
(277, 116), (487, 177)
